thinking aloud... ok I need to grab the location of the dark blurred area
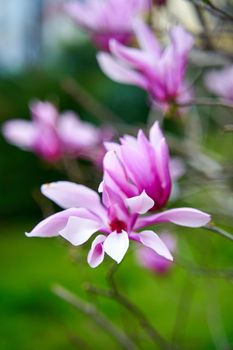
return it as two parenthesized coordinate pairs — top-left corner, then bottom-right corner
(0, 0), (149, 221)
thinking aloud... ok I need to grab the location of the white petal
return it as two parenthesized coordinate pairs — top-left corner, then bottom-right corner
(98, 181), (104, 193)
(139, 230), (173, 261)
(59, 216), (101, 246)
(103, 231), (129, 264)
(125, 190), (154, 214)
(41, 181), (102, 212)
(87, 235), (106, 268)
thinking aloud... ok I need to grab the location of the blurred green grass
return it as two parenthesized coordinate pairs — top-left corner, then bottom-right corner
(1, 220), (232, 350)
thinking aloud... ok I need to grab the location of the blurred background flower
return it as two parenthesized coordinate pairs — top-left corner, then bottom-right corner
(136, 232), (176, 275)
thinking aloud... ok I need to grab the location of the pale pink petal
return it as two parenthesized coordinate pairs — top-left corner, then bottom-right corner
(125, 190), (154, 214)
(204, 66), (233, 101)
(149, 121), (171, 195)
(149, 121), (164, 149)
(64, 1), (97, 29)
(41, 181), (103, 214)
(87, 234), (106, 268)
(139, 230), (173, 261)
(169, 157), (186, 181)
(170, 26), (194, 58)
(110, 39), (153, 69)
(103, 150), (137, 199)
(104, 141), (121, 152)
(97, 52), (148, 88)
(2, 120), (36, 149)
(30, 100), (58, 125)
(59, 216), (102, 246)
(133, 18), (161, 56)
(103, 230), (129, 263)
(26, 208), (92, 237)
(136, 208), (211, 229)
(58, 112), (100, 149)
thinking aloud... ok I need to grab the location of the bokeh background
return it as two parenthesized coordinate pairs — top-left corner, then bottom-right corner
(0, 1), (233, 349)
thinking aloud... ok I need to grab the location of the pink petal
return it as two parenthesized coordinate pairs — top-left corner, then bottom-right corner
(104, 141), (121, 152)
(169, 157), (186, 181)
(149, 121), (171, 194)
(97, 52), (148, 89)
(149, 121), (164, 150)
(170, 26), (194, 58)
(41, 181), (104, 214)
(59, 216), (102, 246)
(136, 208), (211, 229)
(30, 100), (58, 126)
(87, 235), (106, 268)
(133, 18), (161, 56)
(103, 230), (129, 263)
(110, 39), (153, 69)
(26, 208), (91, 237)
(125, 190), (154, 214)
(103, 150), (137, 199)
(2, 120), (36, 149)
(58, 112), (100, 149)
(139, 230), (173, 261)
(64, 1), (97, 29)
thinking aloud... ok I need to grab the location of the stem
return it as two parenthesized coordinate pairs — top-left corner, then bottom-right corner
(52, 284), (138, 350)
(61, 77), (121, 124)
(179, 98), (233, 110)
(86, 285), (173, 350)
(177, 257), (233, 279)
(205, 224), (233, 242)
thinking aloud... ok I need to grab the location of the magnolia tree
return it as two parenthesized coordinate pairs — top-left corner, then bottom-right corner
(2, 0), (233, 349)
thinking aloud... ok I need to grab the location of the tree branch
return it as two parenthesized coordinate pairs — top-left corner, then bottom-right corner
(52, 284), (138, 350)
(205, 224), (233, 242)
(86, 285), (173, 350)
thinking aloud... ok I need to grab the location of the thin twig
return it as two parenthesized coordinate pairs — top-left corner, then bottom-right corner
(52, 284), (138, 350)
(193, 3), (213, 49)
(86, 285), (173, 350)
(186, 0), (233, 22)
(205, 224), (233, 242)
(61, 77), (121, 124)
(177, 257), (233, 279)
(178, 98), (233, 110)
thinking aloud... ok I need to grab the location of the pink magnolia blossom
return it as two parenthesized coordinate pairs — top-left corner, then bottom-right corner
(136, 232), (176, 274)
(97, 20), (194, 111)
(204, 65), (233, 101)
(64, 0), (151, 51)
(2, 100), (106, 164)
(26, 180), (210, 268)
(26, 122), (210, 268)
(103, 121), (172, 210)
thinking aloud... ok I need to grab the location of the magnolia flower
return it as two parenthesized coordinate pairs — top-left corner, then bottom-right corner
(103, 121), (171, 210)
(136, 232), (176, 274)
(97, 19), (194, 111)
(204, 65), (233, 102)
(2, 100), (105, 164)
(26, 180), (210, 268)
(64, 0), (150, 51)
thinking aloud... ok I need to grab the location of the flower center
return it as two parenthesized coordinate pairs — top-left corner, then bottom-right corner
(110, 218), (127, 233)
